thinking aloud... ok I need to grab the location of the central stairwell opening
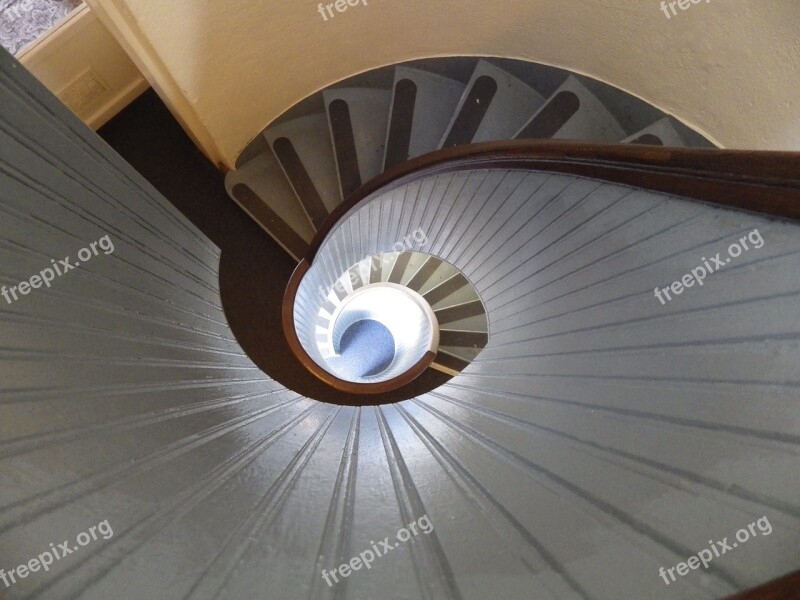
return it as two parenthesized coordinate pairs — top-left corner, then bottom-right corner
(225, 56), (715, 403)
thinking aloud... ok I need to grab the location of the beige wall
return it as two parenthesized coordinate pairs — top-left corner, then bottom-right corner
(87, 0), (800, 169)
(20, 5), (148, 130)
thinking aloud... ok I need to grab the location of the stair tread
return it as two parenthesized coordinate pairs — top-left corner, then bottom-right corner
(324, 88), (392, 195)
(439, 330), (489, 348)
(440, 59), (545, 148)
(623, 117), (686, 147)
(384, 66), (465, 168)
(516, 75), (625, 142)
(225, 151), (314, 261)
(438, 345), (484, 361)
(265, 113), (342, 217)
(225, 150), (316, 242)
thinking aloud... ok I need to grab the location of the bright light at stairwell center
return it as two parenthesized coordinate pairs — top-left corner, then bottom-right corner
(318, 283), (439, 384)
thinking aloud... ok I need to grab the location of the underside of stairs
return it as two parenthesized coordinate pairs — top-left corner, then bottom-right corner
(226, 57), (713, 262)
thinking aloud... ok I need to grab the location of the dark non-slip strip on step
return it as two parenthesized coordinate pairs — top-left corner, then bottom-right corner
(516, 91), (580, 139)
(388, 252), (412, 283)
(384, 79), (417, 170)
(434, 299), (485, 324)
(272, 137), (329, 229)
(231, 184), (309, 259)
(630, 133), (664, 146)
(328, 99), (362, 198)
(405, 256), (439, 291)
(438, 330), (489, 348)
(441, 75), (498, 148)
(432, 350), (471, 373)
(423, 273), (469, 306)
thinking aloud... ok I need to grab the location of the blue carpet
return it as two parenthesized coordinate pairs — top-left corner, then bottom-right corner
(328, 319), (395, 379)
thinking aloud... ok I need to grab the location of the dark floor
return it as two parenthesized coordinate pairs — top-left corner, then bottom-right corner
(98, 90), (447, 405)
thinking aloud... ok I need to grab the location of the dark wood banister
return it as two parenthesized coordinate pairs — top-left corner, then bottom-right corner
(284, 140), (800, 394)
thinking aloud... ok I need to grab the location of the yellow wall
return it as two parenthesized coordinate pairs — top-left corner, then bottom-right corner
(20, 5), (148, 130)
(87, 0), (800, 169)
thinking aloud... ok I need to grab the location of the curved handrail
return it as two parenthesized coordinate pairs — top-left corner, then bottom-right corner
(285, 140), (800, 394)
(309, 140), (800, 259)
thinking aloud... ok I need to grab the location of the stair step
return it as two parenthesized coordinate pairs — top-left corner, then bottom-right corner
(384, 66), (465, 169)
(440, 59), (545, 148)
(224, 150), (313, 261)
(397, 252), (430, 286)
(265, 113), (341, 226)
(434, 299), (485, 325)
(348, 264), (366, 290)
(368, 256), (383, 284)
(321, 298), (338, 316)
(434, 313), (488, 332)
(414, 261), (451, 296)
(324, 88), (392, 197)
(516, 75), (624, 142)
(623, 117), (686, 147)
(384, 251), (410, 284)
(405, 255), (440, 291)
(438, 330), (489, 348)
(423, 272), (470, 306)
(439, 345), (483, 362)
(428, 278), (480, 310)
(431, 349), (471, 374)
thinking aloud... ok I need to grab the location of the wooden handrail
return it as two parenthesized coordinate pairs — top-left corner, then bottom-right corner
(308, 140), (800, 259)
(284, 140), (800, 394)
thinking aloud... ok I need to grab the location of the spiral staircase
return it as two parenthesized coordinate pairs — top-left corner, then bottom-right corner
(226, 58), (710, 261)
(2, 46), (800, 600)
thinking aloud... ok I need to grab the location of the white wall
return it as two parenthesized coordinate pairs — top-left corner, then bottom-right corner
(87, 0), (800, 168)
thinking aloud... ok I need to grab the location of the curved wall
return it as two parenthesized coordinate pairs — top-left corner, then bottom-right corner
(86, 0), (800, 168)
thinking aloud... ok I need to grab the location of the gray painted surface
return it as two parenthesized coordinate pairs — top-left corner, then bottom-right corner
(2, 50), (800, 600)
(323, 88), (392, 187)
(385, 66), (465, 162)
(227, 58), (713, 257)
(439, 60), (545, 146)
(298, 168), (800, 599)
